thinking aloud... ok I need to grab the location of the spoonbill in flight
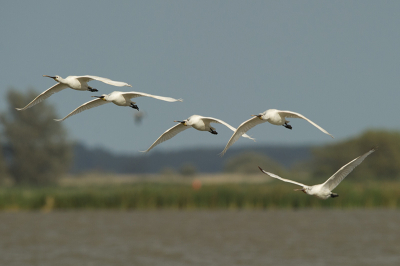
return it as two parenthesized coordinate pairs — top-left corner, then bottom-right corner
(221, 109), (333, 155)
(54, 91), (183, 121)
(16, 75), (132, 111)
(258, 148), (376, 199)
(142, 115), (255, 153)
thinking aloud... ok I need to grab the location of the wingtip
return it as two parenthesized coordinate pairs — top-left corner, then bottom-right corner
(242, 135), (255, 141)
(219, 148), (228, 157)
(258, 166), (264, 172)
(178, 98), (183, 102)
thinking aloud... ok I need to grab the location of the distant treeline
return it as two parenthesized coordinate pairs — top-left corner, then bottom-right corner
(71, 144), (312, 174)
(71, 130), (400, 182)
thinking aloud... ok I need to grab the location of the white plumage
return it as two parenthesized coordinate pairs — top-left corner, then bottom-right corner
(220, 109), (334, 155)
(142, 115), (255, 153)
(258, 148), (376, 199)
(16, 75), (132, 111)
(55, 91), (183, 121)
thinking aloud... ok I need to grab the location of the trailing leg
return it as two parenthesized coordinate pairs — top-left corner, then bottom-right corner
(130, 103), (139, 111)
(209, 129), (218, 135)
(283, 122), (292, 130)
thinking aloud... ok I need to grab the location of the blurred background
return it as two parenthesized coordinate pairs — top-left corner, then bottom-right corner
(1, 1), (400, 265)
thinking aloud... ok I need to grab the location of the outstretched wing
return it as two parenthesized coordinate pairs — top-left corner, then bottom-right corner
(121, 92), (183, 102)
(16, 83), (68, 111)
(258, 167), (307, 187)
(54, 98), (109, 121)
(278, 110), (334, 138)
(322, 148), (376, 191)
(220, 116), (265, 156)
(201, 116), (255, 141)
(76, 75), (132, 87)
(141, 123), (191, 153)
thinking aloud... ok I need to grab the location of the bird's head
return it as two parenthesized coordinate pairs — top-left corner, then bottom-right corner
(43, 75), (61, 82)
(294, 188), (307, 194)
(174, 120), (188, 126)
(92, 95), (107, 101)
(251, 114), (263, 120)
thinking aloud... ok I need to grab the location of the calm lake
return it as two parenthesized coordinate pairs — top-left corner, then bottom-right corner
(0, 210), (399, 266)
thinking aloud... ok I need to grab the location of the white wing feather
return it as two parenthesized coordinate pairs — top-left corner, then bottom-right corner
(121, 92), (183, 102)
(16, 83), (68, 111)
(278, 110), (334, 138)
(141, 123), (191, 153)
(258, 167), (307, 187)
(54, 98), (109, 121)
(322, 148), (376, 191)
(220, 116), (266, 156)
(201, 117), (255, 141)
(76, 75), (132, 87)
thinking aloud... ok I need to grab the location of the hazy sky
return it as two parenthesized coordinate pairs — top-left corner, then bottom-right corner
(1, 1), (399, 154)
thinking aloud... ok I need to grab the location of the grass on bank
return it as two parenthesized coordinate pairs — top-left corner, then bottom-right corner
(1, 179), (400, 210)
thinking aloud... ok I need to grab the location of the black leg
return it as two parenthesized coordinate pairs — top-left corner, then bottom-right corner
(210, 129), (218, 135)
(88, 86), (98, 92)
(130, 103), (139, 111)
(331, 193), (339, 198)
(283, 123), (292, 130)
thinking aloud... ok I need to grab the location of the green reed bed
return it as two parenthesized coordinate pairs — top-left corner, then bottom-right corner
(0, 181), (400, 210)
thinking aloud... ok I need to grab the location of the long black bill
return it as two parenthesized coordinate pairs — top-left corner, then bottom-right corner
(43, 75), (56, 79)
(92, 96), (105, 99)
(174, 120), (185, 124)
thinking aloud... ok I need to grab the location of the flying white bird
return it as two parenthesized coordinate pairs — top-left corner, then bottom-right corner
(142, 115), (255, 153)
(16, 75), (132, 111)
(258, 148), (376, 199)
(54, 91), (183, 121)
(220, 109), (334, 155)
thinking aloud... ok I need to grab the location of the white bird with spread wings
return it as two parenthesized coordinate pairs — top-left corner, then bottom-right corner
(142, 115), (255, 153)
(16, 75), (132, 111)
(221, 109), (334, 155)
(258, 148), (376, 199)
(55, 91), (183, 121)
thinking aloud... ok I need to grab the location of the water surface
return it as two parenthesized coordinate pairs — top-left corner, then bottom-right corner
(0, 210), (399, 266)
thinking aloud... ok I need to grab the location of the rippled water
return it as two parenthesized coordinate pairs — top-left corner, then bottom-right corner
(0, 210), (399, 266)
